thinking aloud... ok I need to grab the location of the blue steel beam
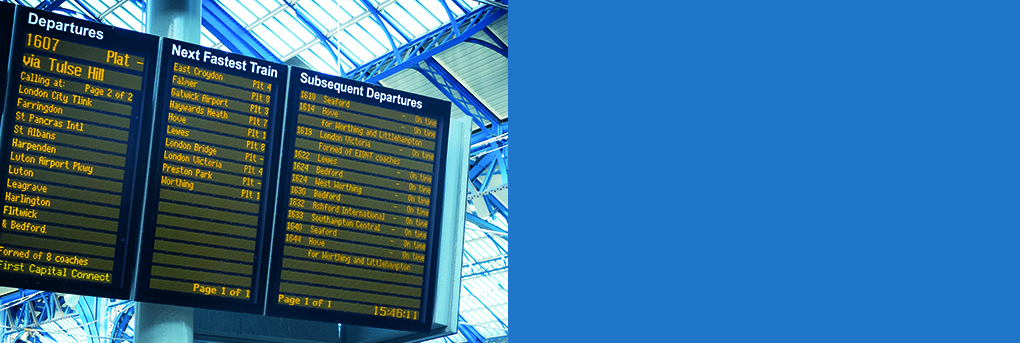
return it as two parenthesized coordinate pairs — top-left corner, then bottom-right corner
(470, 122), (507, 151)
(485, 336), (508, 343)
(76, 296), (107, 343)
(350, 5), (506, 83)
(111, 304), (134, 341)
(476, 155), (497, 192)
(450, 0), (472, 13)
(457, 315), (487, 343)
(0, 291), (55, 342)
(462, 264), (507, 280)
(358, 0), (404, 60)
(201, 0), (281, 63)
(438, 0), (461, 36)
(471, 139), (507, 159)
(462, 255), (507, 279)
(466, 212), (507, 236)
(468, 152), (497, 181)
(481, 27), (506, 52)
(413, 58), (501, 137)
(427, 71), (509, 210)
(36, 0), (66, 11)
(0, 301), (6, 342)
(473, 149), (508, 194)
(471, 179), (508, 222)
(485, 232), (508, 256)
(34, 293), (61, 343)
(0, 289), (41, 305)
(286, 2), (345, 74)
(70, 0), (101, 22)
(423, 57), (503, 135)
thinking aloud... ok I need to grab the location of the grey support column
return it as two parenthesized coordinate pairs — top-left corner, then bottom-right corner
(135, 303), (195, 343)
(135, 0), (201, 341)
(145, 0), (202, 43)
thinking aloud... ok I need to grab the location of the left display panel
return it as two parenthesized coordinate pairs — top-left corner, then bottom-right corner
(0, 6), (159, 299)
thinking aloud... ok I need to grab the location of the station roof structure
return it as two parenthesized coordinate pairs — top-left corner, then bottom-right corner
(0, 0), (508, 342)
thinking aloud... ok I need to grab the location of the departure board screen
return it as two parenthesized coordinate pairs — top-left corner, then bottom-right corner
(267, 68), (451, 331)
(0, 7), (158, 299)
(134, 38), (286, 312)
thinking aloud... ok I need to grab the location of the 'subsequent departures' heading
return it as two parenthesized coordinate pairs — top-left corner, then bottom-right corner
(299, 72), (423, 109)
(134, 38), (287, 313)
(268, 67), (451, 332)
(0, 6), (159, 299)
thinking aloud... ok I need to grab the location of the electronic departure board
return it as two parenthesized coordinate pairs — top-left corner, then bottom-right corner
(134, 38), (287, 312)
(267, 68), (451, 331)
(0, 6), (158, 299)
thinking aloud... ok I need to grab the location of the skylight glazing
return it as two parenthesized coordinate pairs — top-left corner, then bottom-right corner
(207, 0), (485, 76)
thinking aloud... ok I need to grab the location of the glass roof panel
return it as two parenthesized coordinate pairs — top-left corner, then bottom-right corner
(201, 26), (230, 51)
(315, 41), (357, 72)
(65, 0), (97, 18)
(251, 25), (289, 56)
(350, 19), (391, 56)
(234, 0), (265, 23)
(411, 0), (446, 30)
(231, 4), (260, 24)
(380, 15), (411, 43)
(344, 23), (385, 59)
(303, 0), (339, 31)
(106, 14), (129, 29)
(299, 44), (341, 75)
(443, 0), (467, 16)
(334, 6), (356, 23)
(233, 0), (274, 21)
(386, 2), (428, 37)
(264, 17), (304, 51)
(121, 2), (145, 28)
(282, 12), (317, 43)
(334, 32), (368, 65)
(17, 0), (43, 7)
(338, 0), (367, 17)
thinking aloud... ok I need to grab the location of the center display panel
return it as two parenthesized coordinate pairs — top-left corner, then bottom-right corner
(133, 38), (287, 313)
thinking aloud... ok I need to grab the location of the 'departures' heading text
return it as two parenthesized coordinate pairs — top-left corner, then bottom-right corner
(27, 12), (103, 40)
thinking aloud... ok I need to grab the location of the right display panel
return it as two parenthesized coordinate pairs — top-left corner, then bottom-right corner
(268, 68), (451, 331)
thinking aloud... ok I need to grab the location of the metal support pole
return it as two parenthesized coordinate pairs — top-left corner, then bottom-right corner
(136, 0), (200, 340)
(145, 0), (202, 43)
(135, 302), (194, 343)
